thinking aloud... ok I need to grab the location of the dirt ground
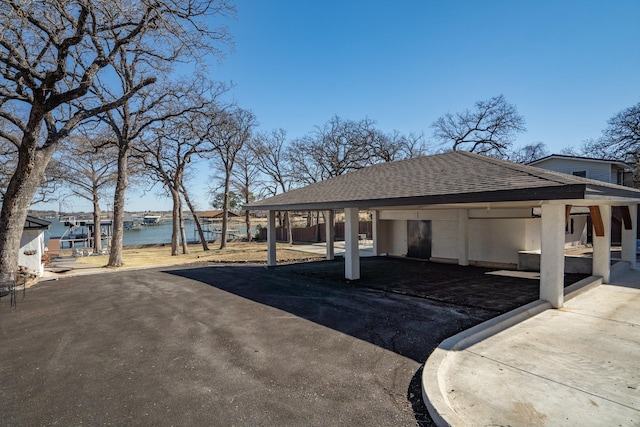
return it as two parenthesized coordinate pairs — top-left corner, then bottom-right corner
(60, 241), (323, 269)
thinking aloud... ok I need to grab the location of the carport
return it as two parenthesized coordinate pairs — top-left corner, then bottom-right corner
(245, 151), (640, 308)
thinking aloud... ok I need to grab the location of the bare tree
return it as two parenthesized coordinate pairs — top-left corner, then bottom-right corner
(54, 133), (117, 252)
(180, 182), (210, 251)
(95, 8), (232, 266)
(370, 130), (427, 162)
(507, 141), (549, 164)
(0, 0), (234, 274)
(1, 138), (61, 204)
(251, 129), (295, 244)
(577, 138), (615, 159)
(231, 143), (260, 241)
(431, 95), (526, 157)
(293, 116), (380, 181)
(209, 108), (256, 249)
(599, 102), (640, 162)
(137, 93), (221, 256)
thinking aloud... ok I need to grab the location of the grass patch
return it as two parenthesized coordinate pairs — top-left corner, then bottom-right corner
(71, 241), (324, 269)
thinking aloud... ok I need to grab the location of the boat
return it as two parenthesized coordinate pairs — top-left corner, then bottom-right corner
(124, 217), (143, 230)
(142, 215), (162, 225)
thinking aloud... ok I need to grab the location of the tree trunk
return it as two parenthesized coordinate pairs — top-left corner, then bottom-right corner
(245, 210), (251, 242)
(108, 148), (128, 267)
(181, 185), (209, 251)
(170, 188), (181, 256)
(0, 144), (53, 275)
(179, 202), (189, 255)
(92, 190), (103, 252)
(219, 174), (231, 250)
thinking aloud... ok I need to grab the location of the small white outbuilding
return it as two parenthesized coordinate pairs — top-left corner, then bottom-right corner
(19, 215), (51, 277)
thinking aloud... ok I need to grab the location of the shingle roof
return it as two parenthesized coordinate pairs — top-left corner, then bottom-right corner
(528, 154), (631, 168)
(245, 151), (640, 211)
(24, 215), (51, 229)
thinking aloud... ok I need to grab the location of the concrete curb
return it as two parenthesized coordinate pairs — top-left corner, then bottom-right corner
(421, 275), (603, 427)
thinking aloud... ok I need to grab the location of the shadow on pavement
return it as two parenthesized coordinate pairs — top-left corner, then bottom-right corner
(166, 257), (587, 427)
(166, 259), (501, 364)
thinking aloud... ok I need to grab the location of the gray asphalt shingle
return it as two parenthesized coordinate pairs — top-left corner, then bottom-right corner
(246, 151), (640, 210)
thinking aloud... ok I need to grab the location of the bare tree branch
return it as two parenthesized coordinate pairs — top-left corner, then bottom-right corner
(431, 95), (526, 157)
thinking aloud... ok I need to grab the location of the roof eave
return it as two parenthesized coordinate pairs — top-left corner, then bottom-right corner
(244, 184), (589, 211)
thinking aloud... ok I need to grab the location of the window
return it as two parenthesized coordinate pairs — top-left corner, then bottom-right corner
(572, 171), (587, 178)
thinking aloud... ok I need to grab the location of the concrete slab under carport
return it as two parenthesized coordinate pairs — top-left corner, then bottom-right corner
(423, 269), (640, 426)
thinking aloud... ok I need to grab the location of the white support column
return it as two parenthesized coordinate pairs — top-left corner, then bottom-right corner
(267, 210), (277, 267)
(621, 204), (637, 269)
(371, 210), (380, 256)
(593, 204), (612, 282)
(325, 210), (335, 261)
(458, 209), (469, 266)
(540, 203), (566, 308)
(344, 207), (360, 280)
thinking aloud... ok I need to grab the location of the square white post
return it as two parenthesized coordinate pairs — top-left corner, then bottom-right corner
(371, 210), (380, 256)
(540, 204), (566, 308)
(267, 210), (277, 267)
(325, 210), (335, 261)
(621, 204), (637, 269)
(458, 209), (469, 266)
(344, 207), (360, 280)
(592, 204), (612, 282)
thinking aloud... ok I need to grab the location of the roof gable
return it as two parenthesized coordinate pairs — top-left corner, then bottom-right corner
(24, 215), (51, 229)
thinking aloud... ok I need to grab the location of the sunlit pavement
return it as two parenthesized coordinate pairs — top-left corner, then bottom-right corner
(423, 269), (640, 426)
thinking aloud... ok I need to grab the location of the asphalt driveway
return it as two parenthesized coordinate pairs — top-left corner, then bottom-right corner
(0, 258), (584, 426)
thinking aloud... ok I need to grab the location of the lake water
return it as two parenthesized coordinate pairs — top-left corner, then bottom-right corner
(45, 217), (257, 247)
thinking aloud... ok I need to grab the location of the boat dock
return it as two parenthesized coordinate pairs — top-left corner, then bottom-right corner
(54, 217), (114, 250)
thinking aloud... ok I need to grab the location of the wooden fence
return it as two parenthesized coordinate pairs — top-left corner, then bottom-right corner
(257, 221), (372, 243)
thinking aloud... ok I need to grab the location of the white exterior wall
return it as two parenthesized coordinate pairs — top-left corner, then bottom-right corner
(378, 209), (539, 266)
(532, 158), (612, 183)
(377, 219), (408, 256)
(19, 230), (45, 276)
(377, 209), (587, 265)
(431, 220), (458, 259)
(565, 215), (588, 246)
(468, 218), (542, 265)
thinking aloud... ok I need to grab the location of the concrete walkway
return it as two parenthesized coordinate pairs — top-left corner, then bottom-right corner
(287, 241), (374, 257)
(423, 269), (640, 426)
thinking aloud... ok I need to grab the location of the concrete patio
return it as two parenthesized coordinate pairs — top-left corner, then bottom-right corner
(423, 268), (640, 426)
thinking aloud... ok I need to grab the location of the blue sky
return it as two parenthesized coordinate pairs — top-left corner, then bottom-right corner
(37, 0), (640, 212)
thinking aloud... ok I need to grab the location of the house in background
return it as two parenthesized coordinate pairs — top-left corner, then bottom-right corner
(529, 154), (638, 245)
(20, 215), (51, 277)
(528, 154), (634, 186)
